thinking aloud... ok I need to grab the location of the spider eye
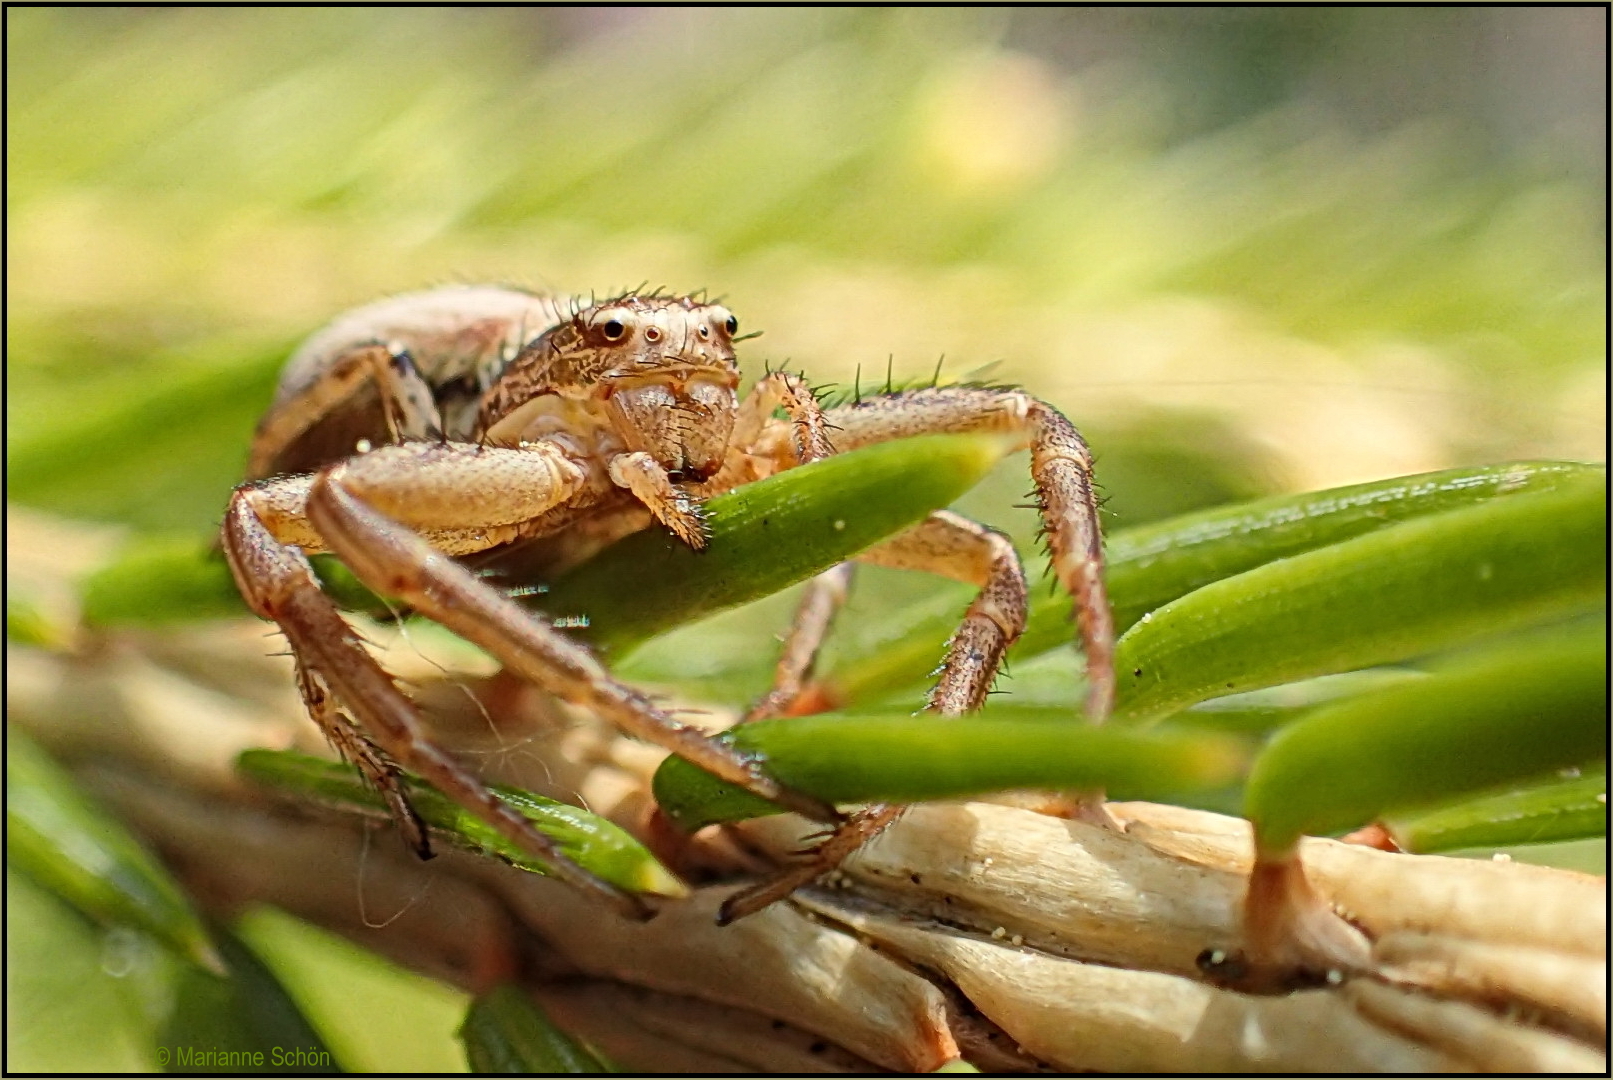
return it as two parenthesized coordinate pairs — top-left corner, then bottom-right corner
(725, 315), (739, 335)
(643, 326), (662, 342)
(602, 319), (627, 341)
(697, 325), (710, 339)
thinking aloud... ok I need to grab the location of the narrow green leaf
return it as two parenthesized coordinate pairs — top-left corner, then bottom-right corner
(1244, 622), (1607, 855)
(78, 433), (1009, 640)
(855, 666), (1427, 736)
(541, 433), (1014, 655)
(236, 750), (683, 898)
(7, 867), (159, 1071)
(652, 712), (1250, 831)
(459, 985), (610, 1073)
(80, 536), (245, 626)
(233, 907), (471, 1073)
(1092, 460), (1596, 647)
(159, 925), (341, 1074)
(1164, 669), (1430, 736)
(81, 538), (385, 627)
(6, 342), (284, 534)
(1385, 767), (1607, 854)
(829, 461), (1598, 707)
(1113, 474), (1605, 722)
(7, 728), (224, 974)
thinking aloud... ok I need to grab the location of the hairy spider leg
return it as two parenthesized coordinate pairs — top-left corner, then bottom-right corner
(249, 343), (444, 478)
(300, 448), (838, 828)
(715, 386), (1114, 924)
(294, 657), (430, 857)
(827, 386), (1114, 719)
(225, 439), (841, 919)
(742, 562), (856, 724)
(700, 370), (837, 493)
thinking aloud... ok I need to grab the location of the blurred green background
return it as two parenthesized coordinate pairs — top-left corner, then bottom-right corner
(7, 7), (1606, 1072)
(9, 7), (1605, 537)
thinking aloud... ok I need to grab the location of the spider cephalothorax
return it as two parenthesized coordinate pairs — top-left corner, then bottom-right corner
(224, 284), (1113, 922)
(478, 295), (744, 485)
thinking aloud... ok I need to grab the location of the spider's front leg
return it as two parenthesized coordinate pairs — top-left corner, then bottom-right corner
(293, 656), (430, 857)
(716, 388), (1116, 924)
(306, 464), (825, 831)
(226, 443), (663, 916)
(227, 441), (839, 919)
(830, 386), (1115, 719)
(300, 446), (849, 836)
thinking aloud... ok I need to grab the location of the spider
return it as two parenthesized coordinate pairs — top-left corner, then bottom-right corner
(223, 285), (1114, 920)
